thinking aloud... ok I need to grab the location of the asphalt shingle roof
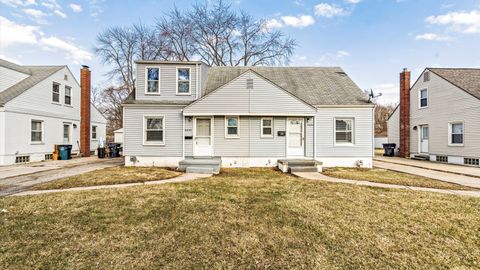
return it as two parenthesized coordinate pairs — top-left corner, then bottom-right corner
(0, 59), (65, 106)
(204, 66), (371, 106)
(428, 68), (480, 100)
(122, 90), (192, 105)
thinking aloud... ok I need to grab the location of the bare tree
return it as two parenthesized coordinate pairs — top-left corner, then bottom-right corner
(374, 103), (397, 136)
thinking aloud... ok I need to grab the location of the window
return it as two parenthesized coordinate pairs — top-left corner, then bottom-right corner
(45, 154), (53, 160)
(225, 116), (239, 138)
(436, 155), (448, 163)
(146, 68), (159, 93)
(63, 123), (71, 143)
(423, 71), (430, 82)
(64, 86), (71, 105)
(52, 82), (60, 103)
(144, 116), (164, 144)
(261, 117), (273, 137)
(176, 68), (190, 95)
(31, 120), (43, 143)
(335, 118), (354, 144)
(92, 125), (97, 140)
(15, 156), (30, 163)
(419, 89), (428, 108)
(464, 158), (479, 166)
(449, 122), (464, 145)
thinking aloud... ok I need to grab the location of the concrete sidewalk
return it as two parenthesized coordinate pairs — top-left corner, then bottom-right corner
(374, 160), (480, 189)
(10, 173), (212, 197)
(374, 156), (480, 178)
(294, 172), (480, 198)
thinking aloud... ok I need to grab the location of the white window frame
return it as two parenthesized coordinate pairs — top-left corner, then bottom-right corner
(334, 118), (355, 145)
(63, 122), (72, 143)
(52, 82), (60, 103)
(261, 117), (274, 138)
(64, 85), (72, 106)
(91, 125), (98, 140)
(145, 66), (160, 95)
(448, 121), (464, 147)
(31, 119), (44, 144)
(225, 116), (240, 138)
(419, 88), (428, 109)
(143, 115), (165, 145)
(176, 67), (191, 95)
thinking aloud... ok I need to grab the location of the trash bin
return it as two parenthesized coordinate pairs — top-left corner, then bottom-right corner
(108, 143), (121, 158)
(58, 144), (72, 160)
(382, 143), (396, 157)
(97, 147), (106, 159)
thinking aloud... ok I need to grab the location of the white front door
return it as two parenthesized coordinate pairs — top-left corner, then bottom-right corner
(420, 125), (429, 153)
(287, 118), (304, 156)
(194, 118), (213, 156)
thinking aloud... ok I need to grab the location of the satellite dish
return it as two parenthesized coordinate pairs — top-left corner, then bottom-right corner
(367, 89), (382, 102)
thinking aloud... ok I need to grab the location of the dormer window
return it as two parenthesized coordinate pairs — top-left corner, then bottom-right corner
(176, 68), (191, 95)
(146, 67), (159, 94)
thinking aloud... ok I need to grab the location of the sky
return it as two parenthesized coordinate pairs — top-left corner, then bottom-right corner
(1, 0), (480, 105)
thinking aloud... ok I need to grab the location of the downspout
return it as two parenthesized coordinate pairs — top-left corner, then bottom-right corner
(196, 64), (199, 99)
(182, 109), (185, 160)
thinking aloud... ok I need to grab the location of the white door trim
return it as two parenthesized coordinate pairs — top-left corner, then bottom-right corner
(193, 116), (214, 156)
(286, 117), (305, 157)
(419, 124), (429, 154)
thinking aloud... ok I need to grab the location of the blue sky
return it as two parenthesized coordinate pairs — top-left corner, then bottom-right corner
(1, 0), (480, 104)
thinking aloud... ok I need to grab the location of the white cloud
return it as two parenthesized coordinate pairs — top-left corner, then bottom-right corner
(40, 36), (92, 63)
(69, 3), (82, 12)
(372, 83), (399, 105)
(426, 10), (480, 34)
(54, 9), (67, 18)
(0, 0), (36, 7)
(265, 18), (283, 29)
(314, 3), (347, 18)
(336, 50), (351, 57)
(281, 15), (315, 28)
(22, 8), (46, 18)
(41, 0), (60, 10)
(415, 33), (450, 41)
(0, 16), (38, 48)
(346, 0), (361, 4)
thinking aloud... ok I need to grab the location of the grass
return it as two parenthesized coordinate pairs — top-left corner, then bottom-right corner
(1, 168), (480, 269)
(323, 167), (476, 190)
(32, 166), (181, 190)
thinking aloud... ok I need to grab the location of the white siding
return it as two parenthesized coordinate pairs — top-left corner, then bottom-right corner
(0, 66), (29, 92)
(410, 71), (480, 157)
(387, 107), (400, 151)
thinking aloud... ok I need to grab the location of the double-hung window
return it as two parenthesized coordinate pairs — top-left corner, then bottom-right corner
(144, 116), (164, 144)
(146, 68), (160, 93)
(31, 120), (43, 143)
(92, 125), (97, 140)
(419, 89), (428, 108)
(52, 82), (60, 103)
(177, 68), (190, 95)
(335, 118), (354, 144)
(64, 86), (72, 105)
(261, 117), (273, 137)
(449, 122), (464, 146)
(225, 116), (239, 138)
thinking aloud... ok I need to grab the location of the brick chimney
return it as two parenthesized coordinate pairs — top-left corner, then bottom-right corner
(80, 65), (91, 157)
(399, 68), (411, 158)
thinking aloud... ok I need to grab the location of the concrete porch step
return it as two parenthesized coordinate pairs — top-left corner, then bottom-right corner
(186, 167), (214, 174)
(289, 166), (318, 173)
(412, 154), (429, 161)
(178, 157), (222, 174)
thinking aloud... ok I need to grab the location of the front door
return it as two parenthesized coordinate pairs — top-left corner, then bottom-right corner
(194, 118), (213, 156)
(287, 118), (304, 156)
(420, 125), (429, 153)
(63, 123), (71, 144)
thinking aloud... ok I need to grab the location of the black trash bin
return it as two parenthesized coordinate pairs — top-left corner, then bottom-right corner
(57, 144), (72, 160)
(97, 147), (106, 159)
(382, 143), (396, 157)
(108, 143), (121, 158)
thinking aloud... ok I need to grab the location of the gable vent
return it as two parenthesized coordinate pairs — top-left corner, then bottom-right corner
(246, 78), (253, 89)
(424, 71), (430, 82)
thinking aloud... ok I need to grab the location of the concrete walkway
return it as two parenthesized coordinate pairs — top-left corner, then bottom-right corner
(0, 158), (124, 196)
(374, 156), (480, 178)
(10, 173), (212, 197)
(374, 160), (480, 189)
(294, 172), (480, 198)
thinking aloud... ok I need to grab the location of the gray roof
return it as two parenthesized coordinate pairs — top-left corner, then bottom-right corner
(204, 66), (370, 106)
(428, 68), (480, 100)
(0, 59), (65, 105)
(122, 90), (192, 106)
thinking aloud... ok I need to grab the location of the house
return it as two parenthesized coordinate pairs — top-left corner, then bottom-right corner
(122, 61), (374, 172)
(114, 128), (124, 144)
(0, 59), (107, 165)
(387, 68), (480, 166)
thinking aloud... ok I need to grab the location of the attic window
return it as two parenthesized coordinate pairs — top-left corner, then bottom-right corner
(246, 79), (253, 89)
(424, 72), (430, 82)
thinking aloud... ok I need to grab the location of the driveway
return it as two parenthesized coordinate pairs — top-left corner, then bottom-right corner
(0, 157), (123, 196)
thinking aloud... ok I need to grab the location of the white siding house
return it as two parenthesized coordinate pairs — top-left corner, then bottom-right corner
(0, 59), (107, 165)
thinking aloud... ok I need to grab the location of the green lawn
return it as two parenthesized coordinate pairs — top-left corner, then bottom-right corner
(323, 167), (476, 190)
(1, 168), (480, 269)
(32, 166), (181, 190)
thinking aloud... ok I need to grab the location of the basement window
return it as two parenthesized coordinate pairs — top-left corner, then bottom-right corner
(436, 155), (448, 163)
(15, 156), (30, 164)
(45, 154), (53, 160)
(464, 158), (479, 166)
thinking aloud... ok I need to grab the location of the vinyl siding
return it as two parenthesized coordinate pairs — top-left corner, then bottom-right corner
(0, 66), (29, 92)
(387, 107), (400, 150)
(410, 71), (480, 157)
(316, 107), (374, 158)
(213, 116), (250, 156)
(136, 63), (200, 102)
(123, 106), (184, 157)
(249, 117), (286, 157)
(184, 71), (316, 115)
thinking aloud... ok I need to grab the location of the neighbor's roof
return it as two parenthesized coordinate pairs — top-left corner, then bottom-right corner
(0, 59), (65, 106)
(204, 67), (370, 106)
(428, 68), (480, 100)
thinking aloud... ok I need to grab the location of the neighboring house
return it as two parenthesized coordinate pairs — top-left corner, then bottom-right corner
(0, 60), (107, 165)
(387, 68), (480, 166)
(374, 136), (388, 149)
(114, 128), (124, 144)
(122, 61), (374, 170)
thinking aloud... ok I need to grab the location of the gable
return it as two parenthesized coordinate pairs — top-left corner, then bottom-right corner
(184, 70), (316, 116)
